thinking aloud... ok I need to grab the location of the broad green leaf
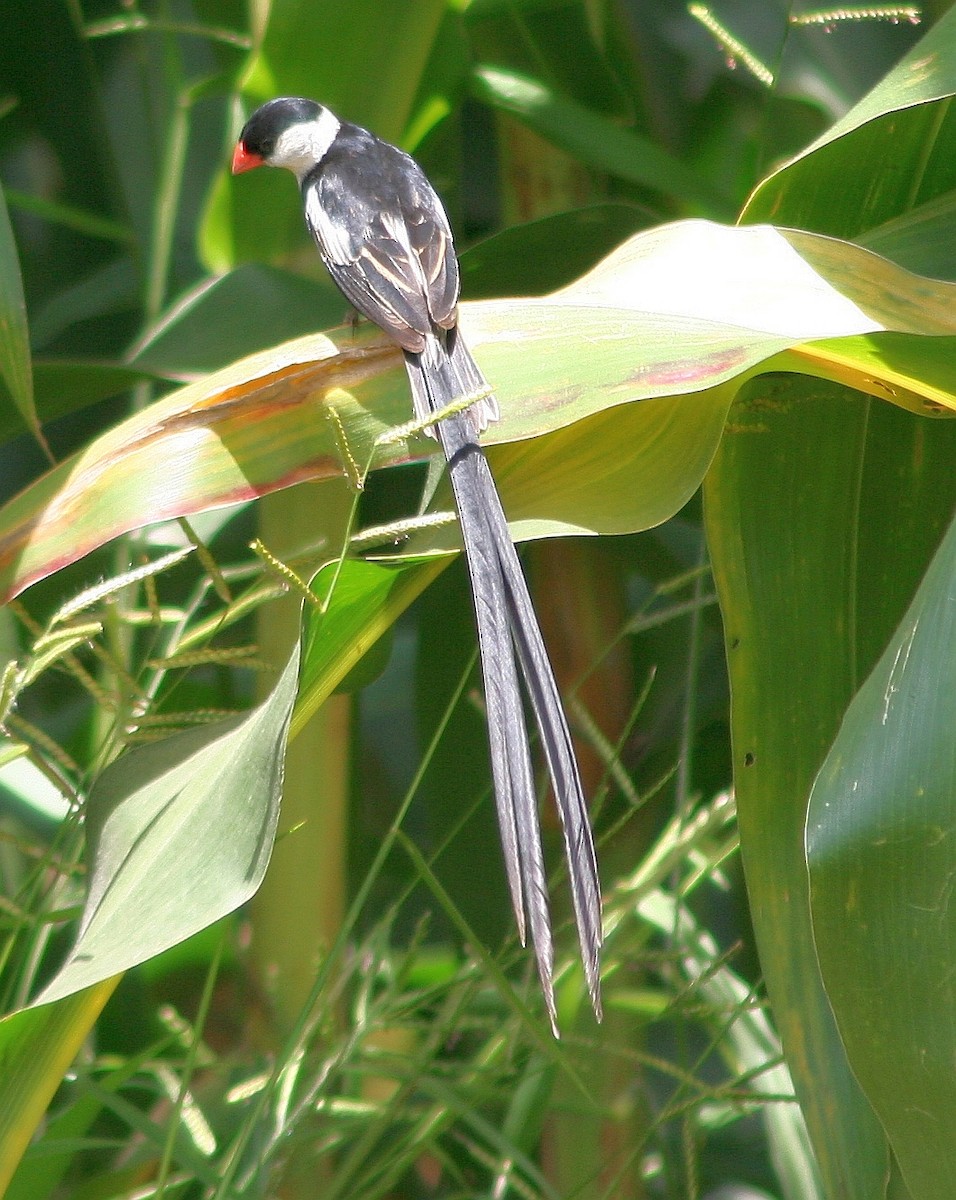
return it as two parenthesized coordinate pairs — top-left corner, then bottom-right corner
(32, 643), (300, 1006)
(772, 7), (956, 173)
(808, 511), (956, 1199)
(459, 204), (652, 299)
(0, 982), (118, 1196)
(707, 15), (956, 1195)
(744, 7), (956, 235)
(132, 264), (344, 376)
(705, 384), (956, 1200)
(860, 190), (956, 281)
(2, 221), (955, 605)
(0, 185), (34, 434)
(418, 381), (736, 548)
(782, 333), (956, 418)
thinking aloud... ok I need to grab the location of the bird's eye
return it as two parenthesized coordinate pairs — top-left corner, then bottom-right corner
(259, 138), (275, 156)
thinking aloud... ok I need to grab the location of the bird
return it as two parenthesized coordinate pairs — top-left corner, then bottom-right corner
(232, 96), (601, 1030)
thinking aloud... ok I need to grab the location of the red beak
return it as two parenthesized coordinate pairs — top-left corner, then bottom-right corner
(231, 143), (264, 174)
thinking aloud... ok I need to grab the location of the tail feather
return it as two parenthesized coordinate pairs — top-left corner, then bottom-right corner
(443, 438), (558, 1030)
(405, 326), (499, 436)
(403, 330), (602, 1029)
(483, 491), (603, 1016)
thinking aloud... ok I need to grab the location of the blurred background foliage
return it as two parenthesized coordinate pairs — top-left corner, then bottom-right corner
(0, 1), (954, 1198)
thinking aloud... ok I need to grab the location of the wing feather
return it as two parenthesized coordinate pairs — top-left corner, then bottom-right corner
(302, 127), (459, 351)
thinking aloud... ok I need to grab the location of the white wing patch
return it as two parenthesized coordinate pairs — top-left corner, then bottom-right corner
(380, 211), (431, 298)
(305, 184), (353, 264)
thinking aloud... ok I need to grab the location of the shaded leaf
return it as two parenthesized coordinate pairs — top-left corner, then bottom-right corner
(3, 188), (135, 247)
(808, 511), (956, 1200)
(29, 259), (142, 351)
(459, 204), (652, 299)
(708, 15), (956, 1193)
(0, 360), (169, 456)
(470, 64), (730, 215)
(704, 384), (952, 1200)
(0, 185), (34, 434)
(132, 264), (344, 376)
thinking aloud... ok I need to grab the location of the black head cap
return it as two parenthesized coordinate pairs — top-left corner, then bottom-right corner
(238, 96), (323, 159)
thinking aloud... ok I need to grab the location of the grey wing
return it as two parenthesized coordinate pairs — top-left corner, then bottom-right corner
(304, 153), (459, 353)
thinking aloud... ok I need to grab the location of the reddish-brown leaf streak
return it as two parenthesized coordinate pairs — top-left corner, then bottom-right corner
(0, 344), (403, 603)
(622, 345), (752, 391)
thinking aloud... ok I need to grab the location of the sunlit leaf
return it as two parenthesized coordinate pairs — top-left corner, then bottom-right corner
(745, 6), (956, 237)
(296, 555), (447, 735)
(0, 983), (117, 1196)
(1, 221), (953, 605)
(33, 644), (300, 1006)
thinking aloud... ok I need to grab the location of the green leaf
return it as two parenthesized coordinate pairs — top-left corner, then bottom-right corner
(0, 184), (34, 435)
(744, 6), (956, 236)
(2, 221), (954, 606)
(420, 379), (736, 548)
(0, 360), (166, 453)
(460, 204), (652, 299)
(3, 188), (135, 247)
(706, 16), (956, 1194)
(470, 64), (731, 216)
(295, 556), (447, 736)
(808, 511), (956, 1199)
(29, 259), (139, 350)
(132, 265), (345, 375)
(32, 644), (300, 1006)
(705, 382), (956, 1200)
(242, 0), (446, 131)
(860, 190), (956, 281)
(0, 983), (118, 1196)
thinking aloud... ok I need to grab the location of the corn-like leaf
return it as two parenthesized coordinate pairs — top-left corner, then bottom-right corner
(808, 511), (956, 1197)
(1, 221), (954, 607)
